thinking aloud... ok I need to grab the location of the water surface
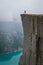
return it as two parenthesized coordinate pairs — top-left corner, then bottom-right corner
(0, 51), (22, 65)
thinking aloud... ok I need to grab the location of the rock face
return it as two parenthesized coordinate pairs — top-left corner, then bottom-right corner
(19, 14), (43, 65)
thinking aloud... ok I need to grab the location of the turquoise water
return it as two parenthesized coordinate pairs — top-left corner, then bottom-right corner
(0, 51), (22, 65)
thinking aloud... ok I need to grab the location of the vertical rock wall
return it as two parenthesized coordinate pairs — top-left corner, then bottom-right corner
(19, 14), (43, 65)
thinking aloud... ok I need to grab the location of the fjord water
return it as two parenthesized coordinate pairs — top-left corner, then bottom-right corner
(0, 51), (22, 65)
(0, 22), (23, 65)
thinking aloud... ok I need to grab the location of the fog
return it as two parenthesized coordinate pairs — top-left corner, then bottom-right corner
(0, 0), (43, 22)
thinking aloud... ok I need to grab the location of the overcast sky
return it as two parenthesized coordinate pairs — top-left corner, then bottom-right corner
(0, 0), (43, 22)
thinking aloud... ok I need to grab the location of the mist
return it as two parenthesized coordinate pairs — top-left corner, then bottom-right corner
(0, 0), (43, 22)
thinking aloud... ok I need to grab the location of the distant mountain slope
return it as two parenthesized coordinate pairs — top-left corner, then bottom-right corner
(0, 22), (23, 53)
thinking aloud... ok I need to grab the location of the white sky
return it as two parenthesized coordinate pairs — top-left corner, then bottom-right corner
(0, 0), (43, 22)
